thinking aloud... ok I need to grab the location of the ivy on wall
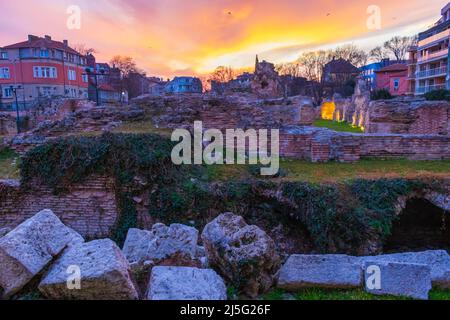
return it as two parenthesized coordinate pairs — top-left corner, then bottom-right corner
(19, 133), (436, 252)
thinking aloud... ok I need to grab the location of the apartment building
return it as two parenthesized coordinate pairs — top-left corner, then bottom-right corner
(0, 35), (89, 107)
(411, 3), (450, 95)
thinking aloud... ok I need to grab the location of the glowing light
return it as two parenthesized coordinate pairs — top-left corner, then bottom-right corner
(321, 102), (336, 120)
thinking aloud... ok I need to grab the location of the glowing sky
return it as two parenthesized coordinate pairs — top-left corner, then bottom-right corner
(0, 0), (447, 77)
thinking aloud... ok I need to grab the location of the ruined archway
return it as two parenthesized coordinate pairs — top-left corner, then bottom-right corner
(384, 198), (450, 253)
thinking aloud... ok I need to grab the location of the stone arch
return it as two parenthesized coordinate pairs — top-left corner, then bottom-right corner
(384, 196), (450, 253)
(321, 101), (335, 120)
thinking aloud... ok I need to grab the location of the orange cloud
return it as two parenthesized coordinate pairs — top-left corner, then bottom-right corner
(0, 0), (446, 77)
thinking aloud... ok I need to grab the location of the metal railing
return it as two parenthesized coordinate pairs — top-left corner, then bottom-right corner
(418, 48), (448, 63)
(415, 66), (447, 78)
(415, 83), (447, 94)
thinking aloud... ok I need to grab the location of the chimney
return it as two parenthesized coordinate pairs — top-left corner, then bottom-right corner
(28, 35), (38, 43)
(44, 35), (51, 40)
(63, 40), (68, 47)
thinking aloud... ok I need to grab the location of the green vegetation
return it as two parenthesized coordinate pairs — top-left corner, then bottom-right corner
(429, 288), (450, 300)
(263, 288), (450, 300)
(278, 178), (427, 251)
(371, 88), (393, 100)
(313, 119), (364, 133)
(424, 89), (450, 101)
(112, 120), (173, 138)
(207, 158), (450, 183)
(20, 133), (179, 246)
(0, 148), (20, 180)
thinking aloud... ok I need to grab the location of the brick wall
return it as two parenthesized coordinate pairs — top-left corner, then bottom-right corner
(279, 126), (450, 162)
(0, 176), (118, 239)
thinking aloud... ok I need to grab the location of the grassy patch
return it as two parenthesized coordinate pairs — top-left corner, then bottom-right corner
(0, 148), (20, 180)
(429, 288), (450, 300)
(313, 119), (364, 133)
(263, 288), (450, 300)
(207, 159), (450, 183)
(112, 120), (173, 138)
(294, 288), (408, 300)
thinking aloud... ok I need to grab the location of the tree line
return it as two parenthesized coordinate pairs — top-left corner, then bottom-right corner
(209, 36), (417, 83)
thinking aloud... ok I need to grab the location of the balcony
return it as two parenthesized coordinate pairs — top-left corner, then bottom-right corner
(415, 66), (447, 79)
(417, 48), (448, 63)
(418, 29), (450, 48)
(415, 83), (447, 94)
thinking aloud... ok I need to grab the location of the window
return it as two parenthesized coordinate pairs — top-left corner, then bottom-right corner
(68, 69), (76, 81)
(3, 88), (13, 98)
(393, 78), (400, 91)
(82, 74), (88, 83)
(0, 67), (10, 79)
(0, 52), (7, 59)
(40, 49), (49, 58)
(33, 66), (57, 78)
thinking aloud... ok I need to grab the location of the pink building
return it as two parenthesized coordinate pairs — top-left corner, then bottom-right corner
(374, 63), (408, 96)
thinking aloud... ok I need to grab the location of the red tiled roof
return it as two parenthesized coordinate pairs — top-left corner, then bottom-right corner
(3, 36), (80, 55)
(375, 63), (408, 73)
(324, 58), (360, 74)
(98, 83), (116, 92)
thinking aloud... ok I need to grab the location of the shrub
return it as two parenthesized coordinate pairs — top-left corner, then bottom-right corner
(424, 89), (450, 101)
(20, 133), (179, 246)
(371, 89), (393, 100)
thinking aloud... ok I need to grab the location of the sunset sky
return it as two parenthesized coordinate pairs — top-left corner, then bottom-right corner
(0, 0), (447, 78)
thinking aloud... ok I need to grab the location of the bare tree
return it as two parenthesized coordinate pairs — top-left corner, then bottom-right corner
(209, 66), (235, 83)
(298, 50), (330, 82)
(331, 44), (368, 67)
(72, 43), (96, 56)
(383, 36), (415, 61)
(276, 62), (303, 77)
(110, 55), (139, 77)
(296, 51), (331, 104)
(369, 46), (389, 62)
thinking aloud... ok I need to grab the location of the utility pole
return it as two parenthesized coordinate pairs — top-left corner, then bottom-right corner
(85, 68), (105, 106)
(10, 85), (22, 133)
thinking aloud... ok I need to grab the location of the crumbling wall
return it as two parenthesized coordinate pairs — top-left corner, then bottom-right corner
(0, 177), (118, 238)
(279, 126), (450, 162)
(28, 98), (95, 126)
(134, 94), (316, 130)
(366, 100), (449, 135)
(0, 114), (17, 136)
(251, 60), (282, 98)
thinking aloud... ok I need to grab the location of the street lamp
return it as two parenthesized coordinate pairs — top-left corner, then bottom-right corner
(85, 68), (105, 106)
(10, 85), (22, 134)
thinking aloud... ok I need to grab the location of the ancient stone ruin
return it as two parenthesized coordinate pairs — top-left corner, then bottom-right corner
(251, 57), (283, 98)
(2, 210), (450, 300)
